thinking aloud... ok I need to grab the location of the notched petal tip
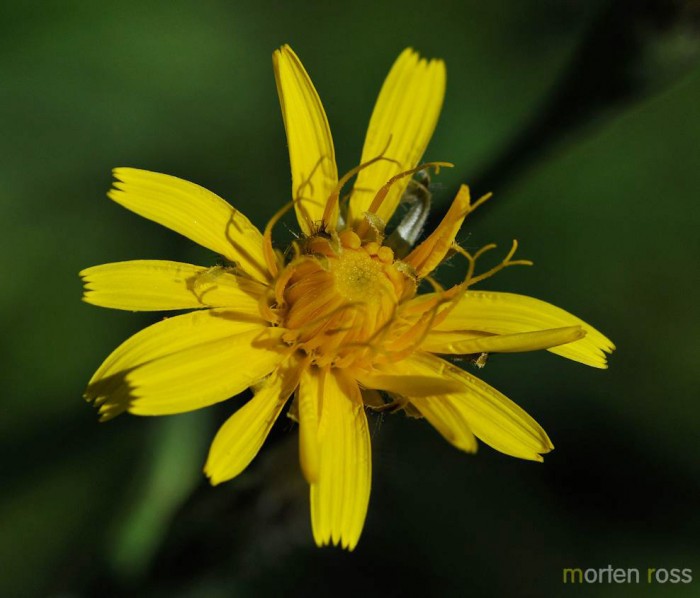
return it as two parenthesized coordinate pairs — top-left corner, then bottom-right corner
(204, 461), (228, 487)
(84, 369), (136, 422)
(531, 433), (555, 462)
(311, 529), (360, 552)
(349, 46), (447, 227)
(273, 43), (295, 61)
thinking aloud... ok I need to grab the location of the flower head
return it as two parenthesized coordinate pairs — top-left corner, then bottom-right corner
(82, 45), (614, 550)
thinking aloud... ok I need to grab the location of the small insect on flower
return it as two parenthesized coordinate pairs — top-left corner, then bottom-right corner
(81, 45), (615, 550)
(474, 352), (489, 368)
(386, 168), (433, 258)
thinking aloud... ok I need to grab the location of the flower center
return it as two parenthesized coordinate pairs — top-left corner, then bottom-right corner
(333, 249), (384, 302)
(268, 230), (416, 368)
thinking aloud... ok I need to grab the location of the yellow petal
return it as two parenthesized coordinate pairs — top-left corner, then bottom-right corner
(297, 366), (321, 484)
(409, 394), (478, 453)
(80, 260), (266, 312)
(273, 45), (338, 235)
(434, 291), (615, 368)
(354, 368), (464, 397)
(304, 368), (371, 550)
(109, 168), (270, 283)
(348, 48), (446, 227)
(85, 309), (285, 419)
(403, 185), (470, 277)
(403, 353), (553, 461)
(422, 325), (585, 354)
(205, 358), (303, 485)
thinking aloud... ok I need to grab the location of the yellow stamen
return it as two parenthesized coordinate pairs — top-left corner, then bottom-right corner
(339, 230), (361, 249)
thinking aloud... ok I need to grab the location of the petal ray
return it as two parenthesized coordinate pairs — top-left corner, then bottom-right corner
(297, 366), (321, 484)
(85, 309), (285, 418)
(304, 368), (371, 550)
(354, 369), (464, 397)
(421, 326), (585, 355)
(273, 45), (338, 234)
(409, 394), (478, 453)
(433, 291), (615, 368)
(349, 49), (446, 226)
(80, 260), (265, 312)
(109, 168), (270, 283)
(205, 358), (303, 485)
(402, 353), (553, 461)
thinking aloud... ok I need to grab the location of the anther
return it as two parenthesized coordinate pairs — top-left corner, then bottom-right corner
(339, 230), (361, 249)
(377, 246), (394, 264)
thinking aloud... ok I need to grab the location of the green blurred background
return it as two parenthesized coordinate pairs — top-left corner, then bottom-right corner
(2, 1), (699, 596)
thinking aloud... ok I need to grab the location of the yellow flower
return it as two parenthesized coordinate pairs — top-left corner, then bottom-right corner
(82, 45), (614, 550)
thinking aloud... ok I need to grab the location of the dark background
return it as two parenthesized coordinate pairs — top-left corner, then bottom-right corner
(1, 1), (699, 596)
